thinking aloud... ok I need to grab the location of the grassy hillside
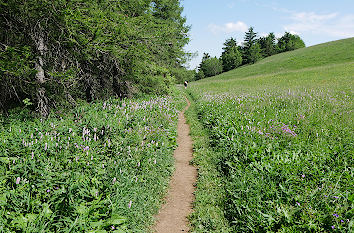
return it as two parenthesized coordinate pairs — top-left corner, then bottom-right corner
(193, 37), (354, 93)
(187, 38), (354, 232)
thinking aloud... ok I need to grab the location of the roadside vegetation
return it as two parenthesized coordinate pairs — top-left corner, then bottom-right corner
(0, 91), (185, 232)
(188, 38), (354, 232)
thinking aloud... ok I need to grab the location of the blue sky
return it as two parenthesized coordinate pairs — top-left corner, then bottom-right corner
(181, 0), (354, 69)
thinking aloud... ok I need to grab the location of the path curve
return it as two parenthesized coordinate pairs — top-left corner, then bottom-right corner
(154, 97), (196, 233)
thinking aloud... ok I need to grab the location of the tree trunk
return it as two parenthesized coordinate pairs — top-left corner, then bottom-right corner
(34, 32), (50, 117)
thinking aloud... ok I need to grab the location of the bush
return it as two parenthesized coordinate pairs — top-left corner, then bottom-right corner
(170, 67), (196, 84)
(200, 57), (223, 78)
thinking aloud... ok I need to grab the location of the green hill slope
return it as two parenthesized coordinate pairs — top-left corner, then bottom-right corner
(192, 37), (354, 94)
(187, 38), (353, 232)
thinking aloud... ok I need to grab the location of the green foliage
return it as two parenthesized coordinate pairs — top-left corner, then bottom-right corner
(221, 38), (242, 72)
(195, 70), (205, 80)
(188, 38), (354, 232)
(185, 92), (231, 232)
(0, 93), (186, 232)
(258, 33), (277, 57)
(199, 57), (223, 78)
(246, 42), (262, 64)
(170, 67), (196, 84)
(243, 27), (258, 51)
(278, 32), (306, 52)
(0, 0), (190, 114)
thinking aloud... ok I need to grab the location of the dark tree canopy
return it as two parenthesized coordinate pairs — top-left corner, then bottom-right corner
(0, 0), (191, 116)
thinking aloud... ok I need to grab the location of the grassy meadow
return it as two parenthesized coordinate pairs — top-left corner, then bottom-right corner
(0, 92), (185, 232)
(187, 38), (354, 232)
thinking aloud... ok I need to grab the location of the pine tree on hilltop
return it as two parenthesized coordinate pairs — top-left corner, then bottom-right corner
(242, 27), (262, 64)
(221, 38), (242, 72)
(243, 27), (258, 50)
(258, 32), (277, 57)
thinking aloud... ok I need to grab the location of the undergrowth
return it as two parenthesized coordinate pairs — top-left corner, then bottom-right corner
(0, 91), (185, 233)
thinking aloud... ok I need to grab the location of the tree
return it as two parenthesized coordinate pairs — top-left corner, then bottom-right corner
(199, 57), (223, 77)
(277, 32), (305, 52)
(195, 70), (205, 80)
(242, 27), (261, 64)
(243, 27), (258, 50)
(247, 43), (262, 64)
(0, 0), (191, 116)
(221, 38), (242, 72)
(258, 33), (277, 57)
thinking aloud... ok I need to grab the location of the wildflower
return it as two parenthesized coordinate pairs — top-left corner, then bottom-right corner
(301, 174), (305, 178)
(128, 200), (132, 208)
(333, 213), (339, 218)
(331, 225), (335, 229)
(333, 196), (339, 199)
(31, 152), (34, 159)
(113, 177), (116, 184)
(16, 177), (21, 184)
(111, 226), (115, 230)
(296, 202), (301, 206)
(47, 189), (50, 193)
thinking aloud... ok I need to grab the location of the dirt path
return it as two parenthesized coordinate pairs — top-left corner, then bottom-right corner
(154, 97), (196, 233)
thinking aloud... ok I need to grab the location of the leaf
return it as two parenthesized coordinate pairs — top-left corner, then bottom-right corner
(104, 214), (127, 226)
(76, 203), (89, 216)
(0, 193), (7, 206)
(11, 214), (28, 229)
(42, 203), (53, 218)
(0, 157), (10, 164)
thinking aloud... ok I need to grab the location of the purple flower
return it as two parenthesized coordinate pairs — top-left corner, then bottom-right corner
(128, 200), (132, 208)
(301, 174), (305, 178)
(333, 196), (339, 199)
(46, 189), (50, 193)
(296, 202), (301, 206)
(111, 225), (115, 230)
(333, 213), (339, 218)
(16, 177), (21, 184)
(331, 225), (335, 229)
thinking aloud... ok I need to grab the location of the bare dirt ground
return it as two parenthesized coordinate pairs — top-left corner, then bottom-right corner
(154, 97), (197, 233)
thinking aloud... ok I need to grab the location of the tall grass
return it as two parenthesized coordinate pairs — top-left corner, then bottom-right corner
(0, 93), (185, 232)
(188, 38), (353, 232)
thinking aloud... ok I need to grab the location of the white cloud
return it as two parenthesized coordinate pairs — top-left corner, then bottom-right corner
(208, 21), (248, 34)
(285, 12), (354, 38)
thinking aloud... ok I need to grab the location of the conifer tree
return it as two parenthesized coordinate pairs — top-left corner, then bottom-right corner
(221, 38), (242, 72)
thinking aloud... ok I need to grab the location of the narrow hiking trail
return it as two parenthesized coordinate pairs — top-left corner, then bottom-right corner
(154, 97), (197, 233)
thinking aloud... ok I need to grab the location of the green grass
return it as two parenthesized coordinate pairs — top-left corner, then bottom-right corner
(184, 93), (230, 232)
(0, 91), (185, 232)
(197, 37), (354, 84)
(188, 38), (354, 232)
